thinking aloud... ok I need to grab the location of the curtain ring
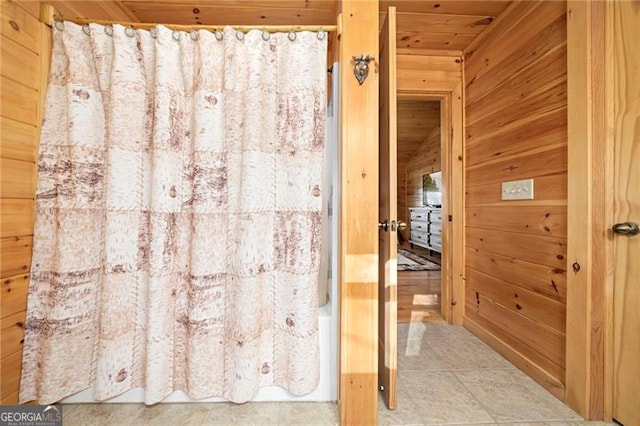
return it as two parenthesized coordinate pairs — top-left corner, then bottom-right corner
(235, 31), (244, 41)
(190, 29), (199, 41)
(261, 30), (270, 41)
(125, 25), (135, 38)
(149, 27), (157, 38)
(288, 30), (296, 41)
(214, 30), (223, 41)
(172, 30), (181, 41)
(104, 24), (114, 36)
(54, 20), (64, 31)
(317, 28), (326, 40)
(82, 24), (90, 35)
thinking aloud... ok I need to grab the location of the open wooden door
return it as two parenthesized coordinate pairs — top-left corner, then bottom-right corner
(378, 6), (397, 410)
(611, 2), (639, 424)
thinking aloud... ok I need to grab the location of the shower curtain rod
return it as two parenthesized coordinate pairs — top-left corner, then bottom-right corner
(55, 19), (337, 34)
(43, 17), (336, 34)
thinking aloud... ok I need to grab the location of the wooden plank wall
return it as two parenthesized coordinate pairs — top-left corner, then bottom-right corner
(462, 1), (568, 398)
(397, 53), (462, 93)
(396, 163), (407, 223)
(405, 125), (441, 216)
(0, 0), (49, 404)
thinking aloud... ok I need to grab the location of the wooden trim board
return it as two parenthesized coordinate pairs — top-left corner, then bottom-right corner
(337, 0), (380, 424)
(566, 0), (611, 420)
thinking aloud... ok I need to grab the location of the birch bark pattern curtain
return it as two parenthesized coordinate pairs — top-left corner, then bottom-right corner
(20, 23), (327, 405)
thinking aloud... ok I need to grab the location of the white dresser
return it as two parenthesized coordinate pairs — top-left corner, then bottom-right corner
(409, 206), (442, 254)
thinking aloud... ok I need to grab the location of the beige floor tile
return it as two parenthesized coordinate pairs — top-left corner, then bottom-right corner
(378, 408), (427, 426)
(62, 402), (337, 426)
(426, 337), (516, 371)
(278, 402), (338, 426)
(204, 402), (281, 425)
(61, 403), (79, 418)
(397, 325), (514, 372)
(397, 324), (471, 372)
(393, 370), (495, 425)
(497, 422), (613, 425)
(388, 324), (585, 425)
(397, 327), (449, 371)
(62, 403), (140, 425)
(132, 403), (214, 425)
(398, 323), (475, 342)
(397, 343), (446, 371)
(455, 369), (582, 423)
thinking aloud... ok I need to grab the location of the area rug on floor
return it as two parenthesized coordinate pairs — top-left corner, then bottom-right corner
(397, 249), (441, 271)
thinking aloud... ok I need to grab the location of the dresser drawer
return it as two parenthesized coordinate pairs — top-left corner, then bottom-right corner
(410, 231), (428, 244)
(430, 234), (442, 248)
(411, 221), (428, 232)
(410, 210), (428, 221)
(430, 210), (443, 223)
(429, 223), (442, 236)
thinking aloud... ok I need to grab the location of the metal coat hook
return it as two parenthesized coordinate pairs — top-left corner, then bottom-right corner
(352, 54), (374, 85)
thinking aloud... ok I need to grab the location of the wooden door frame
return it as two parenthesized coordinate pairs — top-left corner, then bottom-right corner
(337, 0), (380, 424)
(396, 85), (465, 326)
(565, 0), (614, 421)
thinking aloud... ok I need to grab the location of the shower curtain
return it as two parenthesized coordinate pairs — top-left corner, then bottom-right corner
(20, 22), (327, 405)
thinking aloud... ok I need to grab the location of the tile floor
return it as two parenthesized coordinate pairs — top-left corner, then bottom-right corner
(61, 324), (611, 426)
(379, 323), (608, 426)
(61, 401), (338, 425)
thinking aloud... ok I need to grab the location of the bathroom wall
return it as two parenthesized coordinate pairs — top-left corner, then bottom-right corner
(406, 124), (441, 213)
(462, 0), (568, 398)
(0, 0), (51, 403)
(396, 163), (407, 224)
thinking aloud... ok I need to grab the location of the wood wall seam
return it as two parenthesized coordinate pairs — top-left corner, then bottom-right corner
(463, 0), (543, 61)
(0, 1), (41, 53)
(466, 143), (567, 176)
(1, 274), (30, 318)
(465, 14), (567, 106)
(466, 268), (566, 333)
(465, 227), (566, 268)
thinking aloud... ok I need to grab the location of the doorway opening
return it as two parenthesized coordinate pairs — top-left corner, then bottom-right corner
(396, 98), (444, 325)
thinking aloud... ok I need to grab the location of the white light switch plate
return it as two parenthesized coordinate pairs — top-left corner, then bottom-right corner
(502, 179), (534, 200)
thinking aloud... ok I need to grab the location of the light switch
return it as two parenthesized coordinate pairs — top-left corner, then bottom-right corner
(501, 179), (534, 200)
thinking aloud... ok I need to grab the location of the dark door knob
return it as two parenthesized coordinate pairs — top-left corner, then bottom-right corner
(612, 222), (639, 236)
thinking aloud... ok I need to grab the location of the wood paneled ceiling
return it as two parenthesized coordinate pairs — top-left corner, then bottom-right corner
(47, 1), (509, 166)
(50, 1), (511, 54)
(397, 100), (440, 165)
(380, 0), (512, 51)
